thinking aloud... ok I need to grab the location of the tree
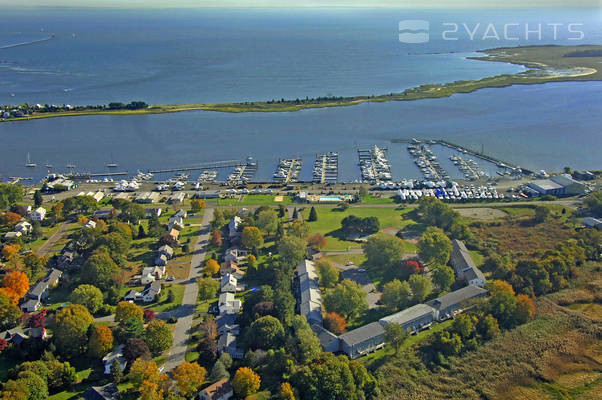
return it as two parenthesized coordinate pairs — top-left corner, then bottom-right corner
(381, 279), (411, 312)
(316, 259), (339, 288)
(280, 382), (296, 400)
(0, 288), (18, 305)
(278, 236), (307, 265)
(95, 231), (130, 262)
(292, 353), (359, 400)
(204, 259), (220, 276)
(515, 294), (536, 324)
(190, 199), (205, 212)
(0, 184), (23, 210)
(16, 371), (48, 400)
(363, 233), (405, 269)
(88, 325), (114, 358)
(51, 202), (64, 222)
(45, 360), (77, 390)
(0, 212), (22, 228)
(81, 251), (119, 290)
(115, 301), (143, 323)
(0, 293), (21, 330)
(158, 233), (179, 248)
(308, 206), (318, 222)
(584, 191), (602, 217)
(2, 270), (29, 298)
(288, 219), (310, 238)
(145, 320), (173, 353)
(341, 215), (379, 237)
(256, 209), (279, 236)
(117, 318), (145, 344)
(197, 277), (220, 301)
(291, 315), (322, 363)
(23, 252), (46, 278)
(307, 233), (327, 250)
(432, 265), (455, 292)
(323, 312), (346, 335)
(209, 360), (230, 382)
(323, 280), (367, 319)
(33, 190), (43, 207)
(476, 314), (500, 340)
(198, 337), (218, 364)
(245, 315), (285, 350)
(488, 289), (518, 329)
(71, 284), (104, 314)
(54, 304), (94, 357)
(242, 226), (264, 249)
(451, 314), (476, 339)
(418, 227), (452, 266)
(247, 254), (257, 268)
(1, 243), (20, 260)
(534, 205), (551, 223)
(124, 338), (151, 363)
(232, 367), (261, 398)
(172, 361), (206, 398)
(143, 309), (156, 322)
(118, 202), (145, 223)
(110, 359), (124, 383)
(209, 229), (222, 248)
(359, 186), (369, 200)
(416, 197), (460, 230)
(384, 322), (409, 355)
(137, 224), (146, 239)
(409, 274), (432, 302)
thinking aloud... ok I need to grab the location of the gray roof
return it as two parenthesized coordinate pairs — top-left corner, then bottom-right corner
(339, 321), (385, 346)
(142, 281), (161, 296)
(47, 268), (62, 282)
(463, 266), (485, 282)
(379, 304), (435, 326)
(84, 383), (120, 400)
(28, 281), (49, 298)
(427, 285), (488, 311)
(217, 313), (238, 328)
(218, 332), (238, 350)
(311, 324), (339, 348)
(528, 179), (563, 191)
(550, 174), (584, 187)
(450, 239), (476, 273)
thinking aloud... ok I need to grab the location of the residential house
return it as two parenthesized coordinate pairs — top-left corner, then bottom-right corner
(218, 292), (241, 315)
(141, 281), (161, 303)
(29, 207), (47, 221)
(4, 231), (22, 240)
(21, 299), (41, 313)
(174, 209), (187, 219)
(223, 247), (249, 263)
(220, 260), (245, 278)
(220, 274), (238, 293)
(83, 220), (97, 229)
(102, 344), (126, 374)
(15, 221), (32, 235)
(145, 207), (162, 218)
(426, 285), (489, 321)
(378, 304), (436, 333)
(58, 251), (75, 269)
(217, 332), (244, 359)
(168, 228), (180, 242)
(157, 244), (174, 259)
(154, 254), (168, 267)
(338, 322), (386, 359)
(450, 239), (475, 277)
(228, 216), (241, 239)
(168, 215), (184, 231)
(27, 269), (62, 302)
(198, 379), (233, 400)
(124, 289), (142, 302)
(141, 266), (164, 285)
(83, 383), (120, 400)
(0, 327), (47, 346)
(462, 266), (486, 287)
(216, 314), (240, 336)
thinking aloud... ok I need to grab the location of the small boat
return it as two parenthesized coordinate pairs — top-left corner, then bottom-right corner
(25, 153), (36, 168)
(44, 161), (53, 169)
(106, 153), (118, 168)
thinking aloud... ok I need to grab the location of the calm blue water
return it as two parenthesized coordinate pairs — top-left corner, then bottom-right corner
(0, 7), (601, 181)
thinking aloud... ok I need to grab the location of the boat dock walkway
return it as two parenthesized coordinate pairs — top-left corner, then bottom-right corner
(358, 146), (392, 183)
(274, 158), (302, 184)
(313, 152), (338, 184)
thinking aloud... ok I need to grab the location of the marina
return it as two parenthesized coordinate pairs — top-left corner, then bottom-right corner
(273, 158), (302, 184)
(227, 157), (258, 185)
(407, 141), (451, 182)
(358, 146), (392, 183)
(312, 152), (339, 184)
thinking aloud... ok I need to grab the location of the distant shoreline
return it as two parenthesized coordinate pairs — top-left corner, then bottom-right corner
(2, 44), (601, 122)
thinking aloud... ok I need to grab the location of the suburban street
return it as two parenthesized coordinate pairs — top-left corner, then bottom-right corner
(164, 208), (213, 372)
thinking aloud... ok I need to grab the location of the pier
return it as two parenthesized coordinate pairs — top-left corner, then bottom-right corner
(148, 160), (248, 174)
(66, 171), (128, 179)
(358, 146), (392, 183)
(274, 158), (302, 184)
(313, 152), (339, 184)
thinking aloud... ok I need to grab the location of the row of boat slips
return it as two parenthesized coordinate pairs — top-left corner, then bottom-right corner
(273, 158), (302, 183)
(312, 152), (339, 184)
(358, 145), (392, 183)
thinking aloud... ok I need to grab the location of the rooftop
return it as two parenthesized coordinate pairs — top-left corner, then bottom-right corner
(379, 303), (435, 326)
(427, 285), (488, 311)
(339, 321), (385, 346)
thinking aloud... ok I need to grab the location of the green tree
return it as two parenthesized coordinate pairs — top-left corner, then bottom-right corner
(476, 314), (500, 340)
(323, 280), (367, 320)
(115, 301), (143, 323)
(110, 359), (124, 383)
(45, 360), (77, 390)
(115, 317), (144, 343)
(145, 320), (173, 353)
(16, 371), (48, 400)
(418, 227), (452, 266)
(451, 313), (476, 339)
(278, 235), (307, 265)
(292, 353), (359, 400)
(308, 206), (318, 222)
(584, 191), (602, 217)
(384, 322), (409, 355)
(291, 315), (321, 363)
(232, 367), (261, 398)
(0, 293), (21, 331)
(33, 190), (43, 207)
(287, 219), (310, 238)
(197, 277), (220, 301)
(432, 264), (455, 292)
(137, 224), (146, 239)
(209, 361), (230, 382)
(381, 279), (411, 312)
(256, 209), (279, 236)
(23, 252), (46, 278)
(358, 186), (369, 200)
(54, 304), (94, 357)
(71, 284), (104, 314)
(118, 202), (145, 223)
(409, 274), (432, 302)
(363, 233), (405, 269)
(417, 197), (460, 230)
(316, 259), (339, 288)
(245, 315), (285, 350)
(81, 251), (119, 290)
(534, 205), (551, 223)
(488, 290), (518, 329)
(242, 226), (264, 249)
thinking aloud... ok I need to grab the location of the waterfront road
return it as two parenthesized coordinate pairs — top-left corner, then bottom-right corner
(164, 208), (213, 372)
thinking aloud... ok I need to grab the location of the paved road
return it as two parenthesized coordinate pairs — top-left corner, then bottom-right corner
(164, 208), (213, 372)
(37, 222), (73, 256)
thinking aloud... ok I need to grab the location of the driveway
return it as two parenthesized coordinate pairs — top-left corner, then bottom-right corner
(164, 208), (213, 372)
(340, 266), (380, 310)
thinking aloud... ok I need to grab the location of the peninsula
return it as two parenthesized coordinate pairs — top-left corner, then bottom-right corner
(2, 44), (601, 122)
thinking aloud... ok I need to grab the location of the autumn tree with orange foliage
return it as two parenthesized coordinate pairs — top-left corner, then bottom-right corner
(172, 361), (207, 398)
(307, 233), (327, 250)
(1, 244), (21, 261)
(2, 270), (29, 298)
(0, 212), (21, 228)
(488, 279), (515, 295)
(209, 229), (222, 248)
(279, 382), (296, 400)
(232, 367), (261, 398)
(0, 288), (19, 305)
(204, 259), (220, 276)
(323, 312), (347, 335)
(88, 325), (114, 358)
(515, 294), (536, 324)
(77, 215), (89, 225)
(190, 199), (206, 212)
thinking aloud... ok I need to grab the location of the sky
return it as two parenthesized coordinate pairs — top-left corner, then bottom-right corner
(3, 0), (599, 8)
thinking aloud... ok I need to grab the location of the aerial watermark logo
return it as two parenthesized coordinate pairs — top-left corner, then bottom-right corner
(399, 20), (430, 43)
(399, 21), (584, 43)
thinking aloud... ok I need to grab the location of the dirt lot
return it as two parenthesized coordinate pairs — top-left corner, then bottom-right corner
(456, 207), (507, 220)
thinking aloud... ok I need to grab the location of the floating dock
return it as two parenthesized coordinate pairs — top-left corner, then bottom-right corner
(273, 158), (302, 184)
(313, 152), (338, 184)
(357, 146), (392, 183)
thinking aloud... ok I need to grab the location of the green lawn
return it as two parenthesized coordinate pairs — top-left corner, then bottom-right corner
(216, 194), (293, 206)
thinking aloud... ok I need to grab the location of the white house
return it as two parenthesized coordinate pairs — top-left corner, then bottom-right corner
(157, 245), (173, 259)
(218, 292), (241, 314)
(228, 216), (241, 239)
(167, 215), (184, 231)
(4, 231), (22, 240)
(223, 247), (249, 263)
(15, 221), (32, 235)
(220, 274), (238, 293)
(83, 220), (97, 229)
(29, 207), (47, 221)
(103, 344), (127, 374)
(141, 281), (161, 302)
(124, 289), (142, 302)
(141, 266), (164, 284)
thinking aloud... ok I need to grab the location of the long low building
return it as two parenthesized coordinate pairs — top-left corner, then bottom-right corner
(338, 322), (385, 359)
(426, 285), (488, 321)
(297, 260), (323, 326)
(378, 303), (436, 332)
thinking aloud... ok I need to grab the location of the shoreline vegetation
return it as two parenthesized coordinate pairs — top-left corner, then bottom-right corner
(2, 44), (601, 122)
